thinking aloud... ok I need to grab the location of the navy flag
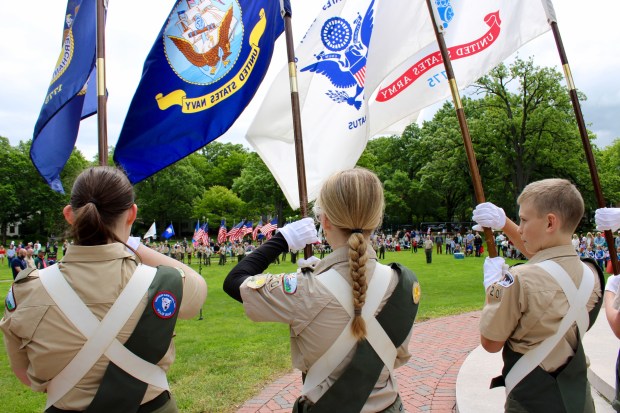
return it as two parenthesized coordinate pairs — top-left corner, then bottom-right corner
(114, 0), (285, 184)
(30, 0), (98, 193)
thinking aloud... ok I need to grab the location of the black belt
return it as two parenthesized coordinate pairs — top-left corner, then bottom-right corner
(45, 391), (170, 413)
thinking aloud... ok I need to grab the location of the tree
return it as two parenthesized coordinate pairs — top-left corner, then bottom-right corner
(232, 153), (292, 225)
(197, 142), (250, 188)
(470, 57), (592, 217)
(193, 186), (244, 224)
(134, 156), (204, 234)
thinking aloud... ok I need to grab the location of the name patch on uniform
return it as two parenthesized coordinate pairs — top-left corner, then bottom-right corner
(152, 291), (178, 319)
(498, 271), (515, 288)
(283, 273), (298, 295)
(5, 286), (16, 312)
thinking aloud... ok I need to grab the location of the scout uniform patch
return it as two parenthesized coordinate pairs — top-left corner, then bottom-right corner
(5, 286), (16, 312)
(283, 273), (298, 295)
(412, 281), (421, 305)
(247, 275), (267, 289)
(498, 271), (515, 288)
(266, 274), (283, 292)
(152, 291), (178, 319)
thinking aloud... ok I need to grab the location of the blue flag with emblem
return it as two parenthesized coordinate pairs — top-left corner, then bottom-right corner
(30, 0), (99, 193)
(114, 0), (286, 184)
(162, 223), (175, 240)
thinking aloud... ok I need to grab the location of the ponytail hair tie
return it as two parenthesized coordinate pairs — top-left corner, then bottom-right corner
(88, 198), (99, 207)
(351, 229), (363, 234)
(354, 308), (362, 316)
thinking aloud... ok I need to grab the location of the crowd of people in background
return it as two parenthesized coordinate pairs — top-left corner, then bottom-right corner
(573, 231), (620, 272)
(1, 240), (64, 280)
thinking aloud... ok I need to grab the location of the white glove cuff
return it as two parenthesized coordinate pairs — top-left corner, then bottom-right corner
(126, 236), (141, 253)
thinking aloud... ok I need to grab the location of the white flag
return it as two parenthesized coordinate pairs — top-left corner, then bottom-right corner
(248, 0), (434, 209)
(143, 221), (157, 239)
(369, 0), (550, 136)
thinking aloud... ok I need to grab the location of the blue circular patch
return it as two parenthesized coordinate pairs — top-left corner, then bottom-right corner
(152, 291), (178, 319)
(321, 17), (352, 52)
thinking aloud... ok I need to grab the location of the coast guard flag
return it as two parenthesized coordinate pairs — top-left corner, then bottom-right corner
(247, 0), (435, 209)
(31, 0), (98, 193)
(368, 0), (550, 136)
(114, 0), (286, 184)
(162, 224), (175, 240)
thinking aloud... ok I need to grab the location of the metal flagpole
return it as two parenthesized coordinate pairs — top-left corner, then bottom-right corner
(548, 18), (619, 274)
(281, 2), (313, 260)
(424, 0), (498, 257)
(96, 0), (108, 166)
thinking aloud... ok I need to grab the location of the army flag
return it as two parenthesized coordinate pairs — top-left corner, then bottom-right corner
(367, 0), (550, 136)
(30, 0), (98, 193)
(114, 0), (286, 184)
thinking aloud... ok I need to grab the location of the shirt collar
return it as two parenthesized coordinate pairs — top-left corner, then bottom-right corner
(527, 244), (578, 264)
(61, 242), (134, 263)
(314, 244), (377, 274)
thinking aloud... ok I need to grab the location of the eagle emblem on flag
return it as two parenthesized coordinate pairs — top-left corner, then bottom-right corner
(164, 0), (243, 84)
(300, 0), (375, 110)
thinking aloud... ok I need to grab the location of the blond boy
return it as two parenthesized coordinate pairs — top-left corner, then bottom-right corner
(472, 179), (604, 413)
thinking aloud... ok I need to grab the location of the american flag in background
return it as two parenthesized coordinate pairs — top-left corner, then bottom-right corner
(201, 222), (209, 245)
(260, 218), (278, 239)
(194, 221), (204, 245)
(227, 220), (245, 241)
(241, 221), (253, 238)
(217, 220), (227, 244)
(252, 219), (263, 240)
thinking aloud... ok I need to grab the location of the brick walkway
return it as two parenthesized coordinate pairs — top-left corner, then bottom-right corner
(237, 311), (481, 413)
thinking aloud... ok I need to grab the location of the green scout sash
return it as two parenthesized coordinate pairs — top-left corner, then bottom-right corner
(85, 266), (183, 413)
(293, 263), (419, 413)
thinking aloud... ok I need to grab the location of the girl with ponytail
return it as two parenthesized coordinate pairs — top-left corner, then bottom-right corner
(225, 168), (420, 412)
(1, 166), (206, 412)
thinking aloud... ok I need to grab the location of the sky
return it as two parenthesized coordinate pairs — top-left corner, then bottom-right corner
(1, 1), (619, 161)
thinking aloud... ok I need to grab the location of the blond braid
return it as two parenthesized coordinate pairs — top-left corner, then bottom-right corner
(349, 232), (369, 340)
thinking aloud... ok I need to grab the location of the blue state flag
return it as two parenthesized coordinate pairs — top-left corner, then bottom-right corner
(162, 224), (175, 240)
(114, 0), (286, 184)
(30, 0), (98, 193)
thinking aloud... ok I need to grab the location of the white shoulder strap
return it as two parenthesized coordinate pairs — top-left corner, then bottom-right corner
(302, 263), (394, 396)
(504, 261), (594, 395)
(39, 264), (168, 409)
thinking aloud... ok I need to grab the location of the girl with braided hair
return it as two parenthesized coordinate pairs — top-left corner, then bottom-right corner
(224, 168), (420, 412)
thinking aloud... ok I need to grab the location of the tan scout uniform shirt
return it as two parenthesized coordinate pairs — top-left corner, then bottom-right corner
(0, 243), (205, 411)
(240, 246), (413, 413)
(480, 245), (601, 372)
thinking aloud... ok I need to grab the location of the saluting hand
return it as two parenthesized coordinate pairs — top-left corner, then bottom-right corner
(279, 218), (319, 251)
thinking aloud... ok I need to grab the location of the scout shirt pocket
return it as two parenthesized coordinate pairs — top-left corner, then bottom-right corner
(8, 305), (49, 349)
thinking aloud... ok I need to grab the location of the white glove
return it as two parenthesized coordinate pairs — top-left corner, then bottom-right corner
(126, 236), (141, 253)
(595, 208), (620, 232)
(278, 218), (319, 251)
(606, 274), (620, 294)
(298, 256), (321, 271)
(472, 202), (506, 231)
(483, 256), (508, 290)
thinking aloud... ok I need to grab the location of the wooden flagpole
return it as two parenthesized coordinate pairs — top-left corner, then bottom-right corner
(96, 0), (108, 166)
(281, 5), (313, 260)
(424, 0), (498, 257)
(549, 19), (619, 274)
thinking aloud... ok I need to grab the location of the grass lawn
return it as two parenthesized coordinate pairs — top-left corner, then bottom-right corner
(0, 248), (522, 412)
